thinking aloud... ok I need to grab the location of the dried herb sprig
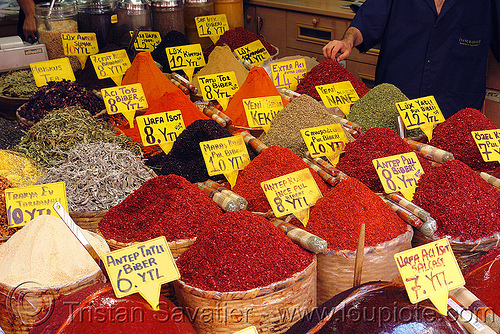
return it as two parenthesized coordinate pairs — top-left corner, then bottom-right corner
(0, 70), (38, 98)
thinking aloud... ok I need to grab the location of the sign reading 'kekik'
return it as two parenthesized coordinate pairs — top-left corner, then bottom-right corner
(243, 95), (283, 133)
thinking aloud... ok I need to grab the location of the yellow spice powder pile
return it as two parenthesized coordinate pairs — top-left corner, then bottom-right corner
(0, 150), (44, 187)
(0, 215), (109, 287)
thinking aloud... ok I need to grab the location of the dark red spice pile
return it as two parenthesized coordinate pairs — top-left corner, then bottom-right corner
(413, 160), (500, 241)
(336, 127), (432, 192)
(295, 59), (369, 101)
(17, 80), (104, 125)
(203, 27), (277, 57)
(176, 210), (313, 292)
(98, 174), (223, 243)
(304, 177), (407, 250)
(232, 146), (329, 212)
(430, 108), (499, 172)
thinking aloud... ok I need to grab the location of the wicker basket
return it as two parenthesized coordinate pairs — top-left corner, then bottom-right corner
(0, 95), (28, 121)
(69, 209), (108, 233)
(412, 230), (500, 270)
(317, 225), (413, 305)
(174, 256), (317, 334)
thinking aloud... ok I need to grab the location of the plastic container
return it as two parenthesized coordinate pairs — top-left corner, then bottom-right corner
(77, 0), (117, 48)
(151, 0), (184, 37)
(116, 0), (151, 47)
(184, 0), (213, 48)
(214, 0), (242, 29)
(34, 2), (80, 70)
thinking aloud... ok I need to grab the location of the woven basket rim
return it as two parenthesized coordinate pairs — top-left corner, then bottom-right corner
(323, 224), (414, 257)
(96, 228), (197, 248)
(69, 208), (109, 216)
(176, 255), (317, 300)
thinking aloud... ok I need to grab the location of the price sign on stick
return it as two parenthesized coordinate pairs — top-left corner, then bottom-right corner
(372, 152), (424, 201)
(394, 238), (465, 315)
(102, 83), (148, 128)
(301, 123), (348, 166)
(136, 110), (186, 154)
(129, 31), (161, 52)
(30, 58), (75, 87)
(165, 44), (206, 82)
(90, 49), (131, 85)
(261, 168), (323, 227)
(61, 33), (99, 69)
(198, 71), (239, 110)
(102, 236), (180, 310)
(199, 135), (251, 187)
(270, 58), (307, 91)
(471, 129), (500, 162)
(195, 14), (229, 44)
(243, 96), (283, 133)
(316, 81), (359, 116)
(4, 182), (69, 227)
(234, 40), (271, 66)
(396, 96), (445, 141)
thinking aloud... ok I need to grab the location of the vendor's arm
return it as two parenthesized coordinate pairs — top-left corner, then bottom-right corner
(17, 0), (37, 39)
(323, 27), (363, 60)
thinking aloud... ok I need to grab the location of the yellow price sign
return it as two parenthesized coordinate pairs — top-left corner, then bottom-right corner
(30, 58), (75, 87)
(4, 182), (69, 227)
(261, 168), (323, 226)
(396, 96), (445, 141)
(90, 49), (131, 85)
(394, 238), (465, 315)
(243, 95), (283, 133)
(471, 129), (500, 162)
(199, 135), (250, 187)
(165, 44), (206, 82)
(195, 14), (229, 43)
(129, 31), (161, 52)
(102, 83), (148, 128)
(270, 58), (307, 91)
(372, 152), (424, 201)
(136, 110), (186, 154)
(234, 40), (271, 66)
(300, 123), (348, 166)
(316, 81), (359, 116)
(102, 236), (180, 310)
(61, 33), (99, 69)
(198, 71), (239, 110)
(233, 327), (259, 334)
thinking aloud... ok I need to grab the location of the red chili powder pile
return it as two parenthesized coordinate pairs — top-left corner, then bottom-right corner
(176, 210), (313, 292)
(336, 127), (432, 192)
(304, 177), (407, 250)
(98, 174), (223, 243)
(413, 160), (500, 241)
(148, 89), (209, 126)
(232, 146), (329, 212)
(204, 27), (277, 57)
(224, 67), (289, 127)
(430, 108), (499, 172)
(295, 59), (369, 101)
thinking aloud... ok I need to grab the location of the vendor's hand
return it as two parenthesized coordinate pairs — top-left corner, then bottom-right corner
(23, 16), (37, 43)
(323, 39), (353, 61)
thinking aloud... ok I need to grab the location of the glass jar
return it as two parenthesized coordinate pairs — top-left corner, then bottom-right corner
(214, 0), (242, 29)
(184, 0), (213, 48)
(35, 2), (81, 70)
(151, 0), (184, 37)
(116, 0), (152, 47)
(77, 0), (117, 48)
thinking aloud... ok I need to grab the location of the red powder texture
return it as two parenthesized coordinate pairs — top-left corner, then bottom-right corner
(304, 177), (407, 251)
(430, 108), (499, 172)
(232, 146), (329, 212)
(176, 210), (313, 292)
(98, 174), (223, 243)
(204, 27), (277, 56)
(148, 89), (209, 126)
(413, 160), (500, 242)
(224, 67), (289, 127)
(295, 59), (369, 101)
(336, 127), (432, 192)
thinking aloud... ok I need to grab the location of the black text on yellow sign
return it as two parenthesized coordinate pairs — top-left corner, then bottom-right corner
(61, 33), (99, 55)
(4, 182), (69, 227)
(471, 129), (500, 162)
(396, 96), (444, 129)
(165, 44), (205, 70)
(394, 238), (465, 315)
(198, 71), (239, 100)
(234, 40), (271, 66)
(315, 81), (359, 110)
(300, 123), (348, 158)
(102, 236), (180, 310)
(270, 58), (307, 90)
(372, 152), (424, 201)
(129, 31), (161, 52)
(195, 14), (229, 37)
(30, 58), (75, 87)
(243, 95), (283, 130)
(102, 83), (148, 114)
(136, 110), (186, 154)
(90, 49), (131, 85)
(199, 135), (251, 176)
